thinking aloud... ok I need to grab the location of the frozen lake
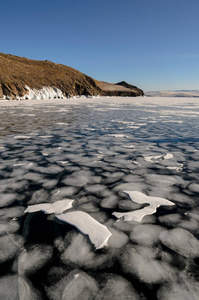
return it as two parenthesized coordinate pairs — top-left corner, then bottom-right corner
(0, 97), (199, 299)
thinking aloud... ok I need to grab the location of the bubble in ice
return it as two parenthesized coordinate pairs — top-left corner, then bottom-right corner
(18, 244), (53, 275)
(159, 228), (199, 258)
(45, 269), (98, 300)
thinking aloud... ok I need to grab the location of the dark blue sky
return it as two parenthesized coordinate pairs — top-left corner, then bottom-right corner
(1, 0), (199, 91)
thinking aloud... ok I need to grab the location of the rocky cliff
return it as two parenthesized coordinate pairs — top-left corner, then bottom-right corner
(0, 53), (144, 99)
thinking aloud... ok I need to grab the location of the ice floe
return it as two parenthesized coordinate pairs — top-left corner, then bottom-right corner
(56, 211), (112, 249)
(24, 199), (74, 214)
(113, 191), (175, 222)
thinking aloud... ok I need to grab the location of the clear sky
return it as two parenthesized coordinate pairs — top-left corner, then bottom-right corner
(1, 0), (199, 91)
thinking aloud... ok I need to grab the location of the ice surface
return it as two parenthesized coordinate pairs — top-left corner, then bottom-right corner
(60, 232), (112, 270)
(24, 199), (74, 214)
(159, 228), (199, 258)
(28, 188), (50, 204)
(18, 244), (53, 275)
(119, 245), (175, 284)
(95, 274), (140, 300)
(106, 227), (128, 248)
(0, 234), (24, 263)
(0, 275), (41, 300)
(0, 220), (20, 236)
(0, 193), (18, 208)
(130, 224), (165, 246)
(157, 278), (199, 300)
(0, 206), (25, 220)
(45, 269), (98, 300)
(56, 211), (112, 249)
(113, 191), (175, 222)
(188, 183), (199, 193)
(1, 97), (199, 299)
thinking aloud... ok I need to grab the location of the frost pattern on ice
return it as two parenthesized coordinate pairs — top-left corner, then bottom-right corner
(24, 199), (74, 214)
(113, 191), (175, 222)
(56, 211), (112, 249)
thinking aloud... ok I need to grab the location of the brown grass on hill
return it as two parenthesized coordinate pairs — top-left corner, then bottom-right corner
(0, 53), (144, 99)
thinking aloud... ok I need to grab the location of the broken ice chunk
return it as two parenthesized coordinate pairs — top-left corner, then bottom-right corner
(56, 211), (112, 249)
(24, 199), (74, 215)
(112, 191), (175, 222)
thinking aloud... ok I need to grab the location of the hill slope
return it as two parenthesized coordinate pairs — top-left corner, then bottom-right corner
(0, 53), (144, 99)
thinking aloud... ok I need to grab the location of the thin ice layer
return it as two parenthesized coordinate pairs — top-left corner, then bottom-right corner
(113, 191), (175, 222)
(56, 211), (112, 249)
(24, 199), (74, 214)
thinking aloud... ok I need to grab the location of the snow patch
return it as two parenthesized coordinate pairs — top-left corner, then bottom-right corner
(112, 191), (175, 222)
(24, 199), (74, 214)
(56, 211), (112, 249)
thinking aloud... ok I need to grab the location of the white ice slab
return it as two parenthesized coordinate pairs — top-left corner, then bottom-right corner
(56, 211), (112, 249)
(113, 191), (175, 222)
(24, 199), (74, 214)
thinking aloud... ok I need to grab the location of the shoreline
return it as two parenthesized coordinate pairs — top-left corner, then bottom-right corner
(0, 96), (198, 107)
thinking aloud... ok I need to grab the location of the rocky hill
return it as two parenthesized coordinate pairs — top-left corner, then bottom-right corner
(0, 53), (144, 99)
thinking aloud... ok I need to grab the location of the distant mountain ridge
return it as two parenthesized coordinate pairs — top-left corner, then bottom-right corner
(146, 90), (199, 97)
(0, 53), (144, 99)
